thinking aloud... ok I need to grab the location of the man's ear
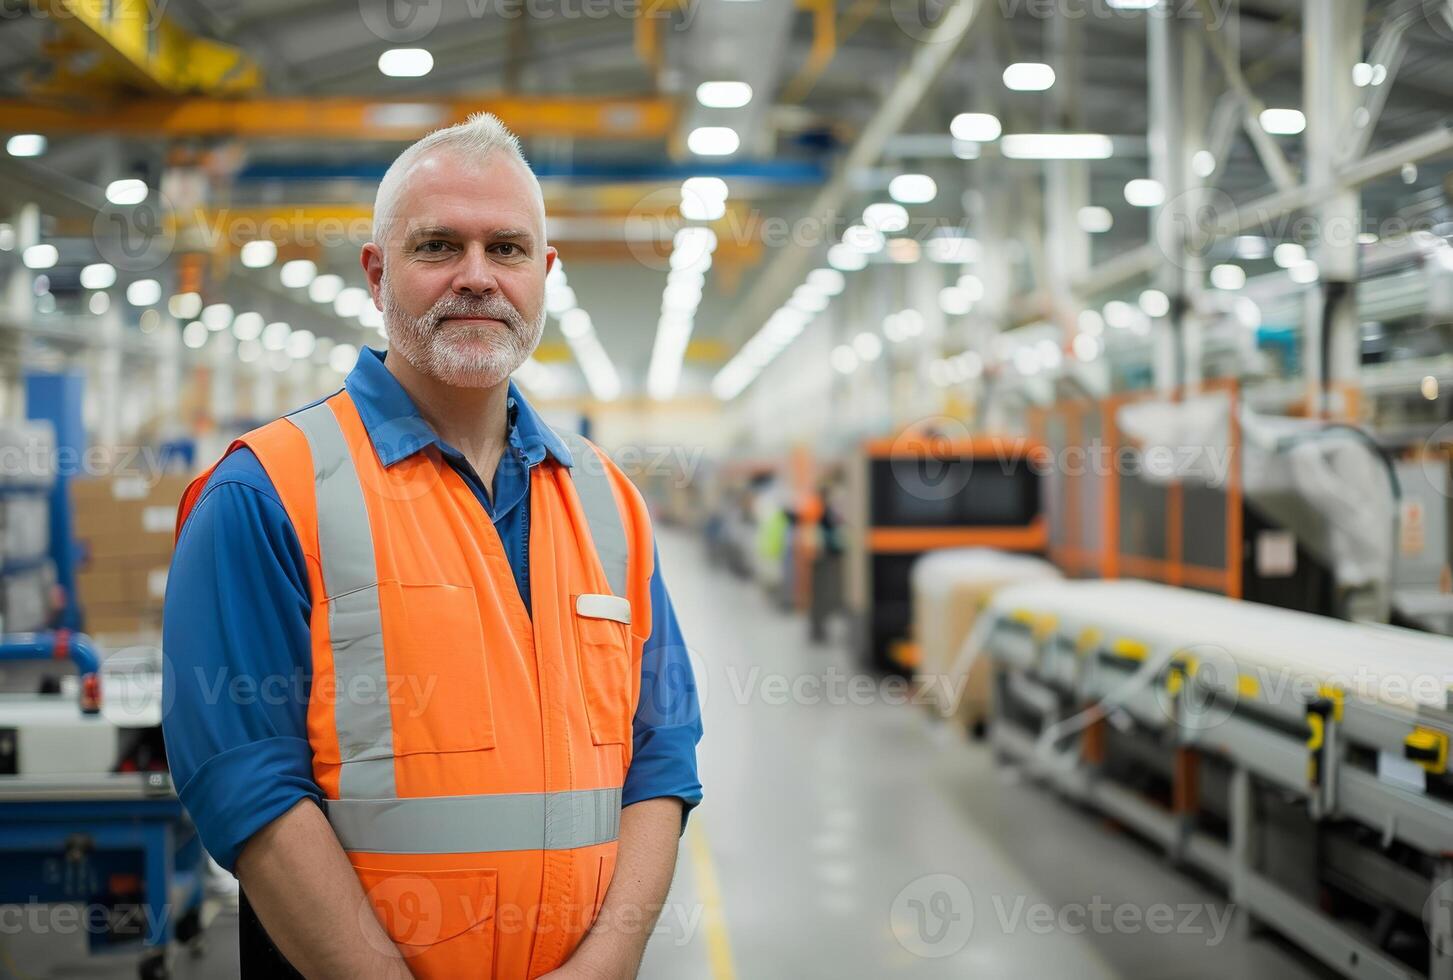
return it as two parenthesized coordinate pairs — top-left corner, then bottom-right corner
(361, 242), (385, 309)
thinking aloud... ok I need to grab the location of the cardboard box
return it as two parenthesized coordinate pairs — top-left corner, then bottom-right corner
(83, 604), (161, 637)
(76, 567), (133, 606)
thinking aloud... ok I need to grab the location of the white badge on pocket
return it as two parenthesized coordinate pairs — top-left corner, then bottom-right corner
(576, 593), (631, 626)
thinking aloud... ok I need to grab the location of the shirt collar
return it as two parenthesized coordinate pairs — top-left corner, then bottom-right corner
(343, 347), (573, 469)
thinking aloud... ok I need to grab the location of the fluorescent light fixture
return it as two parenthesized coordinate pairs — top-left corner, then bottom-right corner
(286, 329), (317, 359)
(1013, 347), (1041, 375)
(232, 311), (265, 341)
(1210, 264), (1246, 290)
(280, 259), (317, 288)
(201, 303), (234, 331)
(1103, 300), (1137, 329)
(262, 321), (291, 350)
(999, 132), (1110, 159)
(1422, 375), (1439, 401)
(546, 285), (577, 317)
(1036, 338), (1062, 371)
(680, 194), (726, 221)
(789, 288), (829, 313)
(1259, 108), (1306, 135)
(830, 345), (858, 374)
(687, 127), (740, 156)
(951, 140), (981, 160)
(168, 291), (202, 319)
(673, 226), (719, 254)
(888, 174), (937, 204)
(560, 308), (593, 339)
(1192, 150), (1217, 178)
(1078, 309), (1104, 336)
(1139, 288), (1170, 318)
(1074, 333), (1101, 361)
(886, 238), (920, 264)
(126, 279), (162, 307)
(379, 48), (434, 77)
(939, 286), (972, 316)
(360, 305), (385, 330)
(183, 321), (208, 349)
(308, 274), (344, 303)
(1107, 0), (1158, 8)
(1235, 235), (1270, 260)
(696, 80), (753, 108)
(1077, 206), (1113, 233)
(238, 340), (261, 363)
(1272, 242), (1307, 268)
(682, 176), (729, 202)
(88, 292), (109, 315)
(926, 234), (980, 264)
(957, 274), (985, 302)
(1003, 62), (1055, 91)
(863, 203), (909, 233)
(240, 240), (278, 269)
(1289, 260), (1319, 284)
(827, 243), (868, 271)
(1001, 133), (1113, 159)
(6, 134), (45, 157)
(330, 344), (360, 374)
(1123, 178), (1165, 207)
(21, 244), (57, 269)
(852, 332), (883, 362)
(105, 179), (148, 206)
(842, 224), (886, 254)
(949, 112), (1001, 142)
(807, 268), (846, 296)
(334, 286), (370, 318)
(80, 262), (116, 290)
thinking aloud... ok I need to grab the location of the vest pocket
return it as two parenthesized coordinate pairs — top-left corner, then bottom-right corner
(574, 598), (633, 746)
(352, 864), (496, 978)
(376, 581), (496, 757)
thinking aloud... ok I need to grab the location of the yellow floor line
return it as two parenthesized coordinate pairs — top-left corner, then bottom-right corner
(685, 819), (738, 980)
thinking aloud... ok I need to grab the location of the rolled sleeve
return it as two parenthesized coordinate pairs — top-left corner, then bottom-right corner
(161, 450), (320, 873)
(622, 543), (703, 825)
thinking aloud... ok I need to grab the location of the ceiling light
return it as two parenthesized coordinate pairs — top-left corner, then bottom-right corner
(688, 127), (740, 156)
(280, 259), (317, 288)
(262, 321), (291, 350)
(957, 274), (985, 301)
(680, 195), (726, 221)
(308, 274), (344, 303)
(202, 304), (234, 331)
(286, 329), (317, 359)
(887, 238), (920, 264)
(1259, 108), (1306, 135)
(926, 235), (980, 264)
(1001, 133), (1113, 159)
(80, 262), (116, 290)
(888, 174), (937, 204)
(183, 321), (208, 349)
(1036, 338), (1062, 371)
(827, 243), (868, 271)
(696, 80), (753, 108)
(546, 286), (577, 316)
(1422, 375), (1439, 401)
(1074, 333), (1101, 361)
(240, 240), (278, 269)
(238, 340), (261, 364)
(789, 288), (829, 313)
(1003, 62), (1055, 91)
(360, 305), (385, 330)
(560, 308), (593, 339)
(673, 226), (718, 254)
(1235, 235), (1270, 260)
(88, 292), (109, 315)
(168, 291), (202, 319)
(1139, 288), (1170, 318)
(105, 179), (148, 206)
(1210, 264), (1246, 290)
(682, 176), (729, 203)
(126, 279), (161, 307)
(1273, 242), (1307, 268)
(334, 286), (369, 318)
(1123, 178), (1165, 207)
(807, 268), (846, 296)
(949, 112), (1001, 142)
(1013, 347), (1042, 375)
(939, 286), (972, 316)
(232, 311), (265, 341)
(1103, 300), (1137, 329)
(852, 332), (883, 362)
(330, 344), (360, 374)
(22, 244), (57, 269)
(863, 203), (909, 233)
(830, 345), (859, 374)
(1192, 150), (1217, 178)
(7, 134), (45, 157)
(1078, 309), (1104, 336)
(1077, 206), (1113, 233)
(843, 224), (886, 254)
(1289, 260), (1319, 284)
(378, 48), (434, 77)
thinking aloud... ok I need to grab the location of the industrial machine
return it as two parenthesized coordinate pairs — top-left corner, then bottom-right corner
(980, 578), (1453, 980)
(0, 632), (204, 980)
(848, 433), (1046, 672)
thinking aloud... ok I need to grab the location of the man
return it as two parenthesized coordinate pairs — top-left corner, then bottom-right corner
(163, 113), (703, 979)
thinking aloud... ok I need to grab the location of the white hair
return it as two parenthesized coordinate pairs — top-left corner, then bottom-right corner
(371, 112), (537, 242)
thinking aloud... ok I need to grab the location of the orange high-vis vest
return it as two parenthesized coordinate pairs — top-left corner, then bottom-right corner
(176, 390), (654, 979)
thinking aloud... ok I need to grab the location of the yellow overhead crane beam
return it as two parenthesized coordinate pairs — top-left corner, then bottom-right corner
(0, 94), (677, 141)
(33, 0), (261, 95)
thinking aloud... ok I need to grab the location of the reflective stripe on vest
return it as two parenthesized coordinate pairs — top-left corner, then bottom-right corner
(327, 787), (622, 854)
(284, 401), (630, 853)
(551, 427), (629, 599)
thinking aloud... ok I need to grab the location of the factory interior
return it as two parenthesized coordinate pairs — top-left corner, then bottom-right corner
(6, 0), (1453, 977)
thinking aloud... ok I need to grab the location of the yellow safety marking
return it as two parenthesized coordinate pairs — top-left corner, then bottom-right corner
(1305, 712), (1324, 752)
(1405, 727), (1449, 775)
(1236, 674), (1260, 699)
(1110, 637), (1147, 662)
(686, 819), (738, 980)
(1009, 608), (1037, 626)
(1032, 614), (1058, 642)
(1075, 627), (1102, 656)
(1317, 684), (1344, 722)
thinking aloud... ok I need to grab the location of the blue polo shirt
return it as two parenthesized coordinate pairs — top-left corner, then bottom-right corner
(161, 348), (702, 873)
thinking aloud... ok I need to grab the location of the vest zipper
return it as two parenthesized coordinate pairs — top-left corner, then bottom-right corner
(519, 449), (531, 615)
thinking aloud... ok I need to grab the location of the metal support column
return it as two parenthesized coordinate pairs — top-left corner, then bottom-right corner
(1303, 0), (1365, 420)
(1046, 5), (1090, 339)
(1432, 857), (1453, 980)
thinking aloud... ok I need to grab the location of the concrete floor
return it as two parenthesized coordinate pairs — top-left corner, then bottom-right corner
(7, 528), (1336, 979)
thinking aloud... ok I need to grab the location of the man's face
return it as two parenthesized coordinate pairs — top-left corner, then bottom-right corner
(362, 149), (557, 388)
